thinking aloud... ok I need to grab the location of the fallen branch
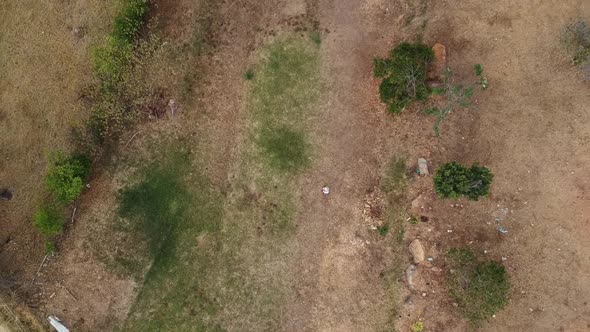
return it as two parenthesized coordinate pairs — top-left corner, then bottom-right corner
(124, 132), (140, 148)
(71, 206), (77, 224)
(30, 255), (48, 286)
(63, 286), (78, 301)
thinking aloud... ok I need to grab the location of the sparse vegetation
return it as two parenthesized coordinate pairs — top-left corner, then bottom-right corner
(424, 67), (477, 136)
(244, 69), (255, 80)
(45, 153), (92, 203)
(560, 19), (590, 79)
(433, 162), (493, 200)
(374, 43), (434, 114)
(310, 31), (321, 46)
(33, 207), (63, 237)
(411, 321), (425, 332)
(87, 0), (150, 143)
(447, 248), (510, 325)
(377, 224), (390, 236)
(380, 155), (410, 328)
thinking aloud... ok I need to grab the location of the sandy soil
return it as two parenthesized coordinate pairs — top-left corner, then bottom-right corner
(3, 0), (589, 331)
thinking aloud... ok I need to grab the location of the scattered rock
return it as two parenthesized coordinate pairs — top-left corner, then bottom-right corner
(429, 43), (447, 80)
(0, 189), (12, 201)
(168, 99), (178, 117)
(406, 264), (417, 287)
(411, 194), (423, 210)
(418, 158), (429, 176)
(72, 26), (86, 39)
(409, 239), (425, 263)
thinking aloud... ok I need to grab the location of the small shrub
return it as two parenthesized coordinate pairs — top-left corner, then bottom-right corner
(464, 164), (494, 200)
(309, 31), (321, 46)
(46, 153), (92, 203)
(377, 224), (390, 236)
(447, 248), (510, 324)
(112, 0), (150, 44)
(474, 64), (488, 90)
(374, 43), (434, 114)
(560, 19), (590, 65)
(33, 207), (63, 236)
(244, 69), (255, 80)
(434, 162), (493, 200)
(411, 321), (425, 332)
(90, 36), (133, 86)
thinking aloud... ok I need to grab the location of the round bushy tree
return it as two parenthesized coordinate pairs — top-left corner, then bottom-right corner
(465, 164), (494, 200)
(46, 153), (92, 203)
(434, 162), (493, 200)
(433, 162), (470, 199)
(374, 42), (434, 114)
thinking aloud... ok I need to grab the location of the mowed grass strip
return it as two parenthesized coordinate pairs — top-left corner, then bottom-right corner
(120, 149), (225, 331)
(120, 35), (321, 331)
(250, 35), (320, 172)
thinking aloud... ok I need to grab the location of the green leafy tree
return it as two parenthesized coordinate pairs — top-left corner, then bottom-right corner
(465, 164), (494, 200)
(434, 162), (493, 200)
(433, 162), (470, 199)
(375, 43), (434, 114)
(46, 153), (92, 203)
(447, 248), (510, 324)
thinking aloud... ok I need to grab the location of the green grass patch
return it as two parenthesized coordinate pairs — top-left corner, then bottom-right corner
(250, 35), (320, 173)
(118, 151), (195, 261)
(259, 126), (309, 171)
(33, 206), (63, 237)
(310, 31), (321, 46)
(447, 247), (511, 325)
(120, 149), (225, 331)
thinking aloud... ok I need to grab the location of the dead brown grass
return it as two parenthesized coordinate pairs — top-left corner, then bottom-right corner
(0, 0), (117, 277)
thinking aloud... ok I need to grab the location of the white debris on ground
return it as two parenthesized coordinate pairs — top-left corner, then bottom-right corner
(48, 316), (69, 332)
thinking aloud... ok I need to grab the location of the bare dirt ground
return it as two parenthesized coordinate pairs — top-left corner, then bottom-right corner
(2, 0), (589, 331)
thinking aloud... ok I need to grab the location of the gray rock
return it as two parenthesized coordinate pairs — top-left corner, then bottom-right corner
(409, 239), (425, 263)
(418, 158), (429, 176)
(0, 189), (12, 201)
(406, 264), (417, 287)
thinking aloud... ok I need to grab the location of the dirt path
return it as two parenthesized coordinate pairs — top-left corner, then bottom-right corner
(286, 1), (402, 331)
